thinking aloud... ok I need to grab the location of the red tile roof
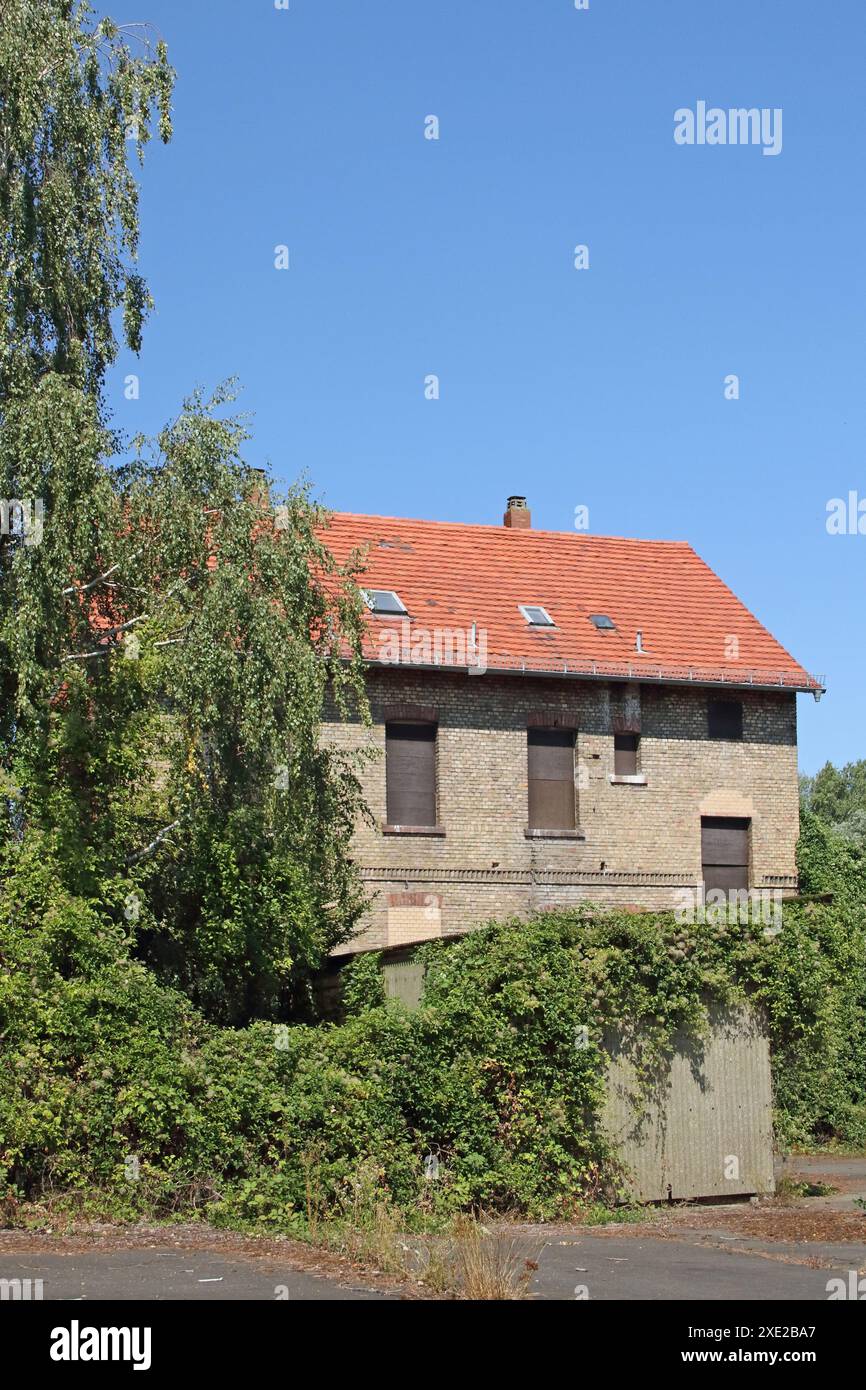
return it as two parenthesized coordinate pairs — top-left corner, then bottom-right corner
(320, 512), (822, 693)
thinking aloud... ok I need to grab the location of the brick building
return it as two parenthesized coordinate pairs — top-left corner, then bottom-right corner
(320, 497), (823, 956)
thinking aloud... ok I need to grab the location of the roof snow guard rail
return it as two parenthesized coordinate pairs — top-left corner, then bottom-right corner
(361, 645), (826, 695)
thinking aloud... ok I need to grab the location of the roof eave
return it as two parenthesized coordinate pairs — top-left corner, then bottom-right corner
(362, 655), (825, 696)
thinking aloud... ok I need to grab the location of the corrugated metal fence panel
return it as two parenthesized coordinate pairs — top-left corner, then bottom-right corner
(603, 1002), (774, 1202)
(382, 959), (425, 1010)
(371, 958), (773, 1203)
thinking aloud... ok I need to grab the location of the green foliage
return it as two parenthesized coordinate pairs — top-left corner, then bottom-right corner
(748, 896), (866, 1148)
(4, 850), (863, 1227)
(108, 389), (374, 1020)
(800, 759), (866, 855)
(341, 951), (386, 1016)
(0, 1), (373, 1021)
(786, 785), (866, 1146)
(796, 807), (866, 913)
(0, 0), (174, 397)
(2, 0), (863, 1244)
(2, 385), (374, 1021)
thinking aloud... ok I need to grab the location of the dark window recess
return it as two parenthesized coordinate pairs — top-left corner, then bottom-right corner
(708, 699), (743, 740)
(385, 723), (436, 826)
(614, 733), (639, 776)
(701, 816), (750, 893)
(528, 728), (576, 830)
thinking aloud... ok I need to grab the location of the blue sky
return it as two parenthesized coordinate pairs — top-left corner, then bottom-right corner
(101, 0), (865, 773)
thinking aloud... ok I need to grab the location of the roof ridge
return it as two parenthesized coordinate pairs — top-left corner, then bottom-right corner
(323, 511), (692, 547)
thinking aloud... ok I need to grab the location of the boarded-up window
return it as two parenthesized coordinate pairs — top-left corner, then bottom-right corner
(614, 733), (639, 776)
(708, 699), (743, 741)
(528, 729), (576, 830)
(701, 816), (750, 892)
(385, 723), (436, 826)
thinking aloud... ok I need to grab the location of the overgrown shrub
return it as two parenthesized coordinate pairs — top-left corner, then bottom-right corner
(2, 838), (864, 1230)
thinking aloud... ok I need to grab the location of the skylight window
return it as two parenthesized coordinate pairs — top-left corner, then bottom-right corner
(589, 614), (616, 630)
(363, 589), (407, 616)
(519, 605), (555, 627)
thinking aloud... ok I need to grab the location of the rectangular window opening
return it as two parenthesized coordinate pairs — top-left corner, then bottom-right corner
(614, 732), (639, 777)
(708, 698), (743, 741)
(385, 722), (437, 827)
(701, 816), (750, 893)
(528, 728), (576, 830)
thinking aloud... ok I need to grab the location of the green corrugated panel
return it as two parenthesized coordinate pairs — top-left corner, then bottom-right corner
(382, 960), (424, 1010)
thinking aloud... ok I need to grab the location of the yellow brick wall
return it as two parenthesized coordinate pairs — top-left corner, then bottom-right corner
(323, 670), (800, 954)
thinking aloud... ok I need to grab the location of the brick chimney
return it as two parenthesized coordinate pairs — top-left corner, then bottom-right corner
(503, 495), (531, 529)
(247, 467), (270, 509)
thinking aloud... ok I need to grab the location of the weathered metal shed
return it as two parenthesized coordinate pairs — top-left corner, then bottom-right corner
(321, 951), (775, 1204)
(603, 1001), (775, 1202)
